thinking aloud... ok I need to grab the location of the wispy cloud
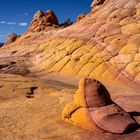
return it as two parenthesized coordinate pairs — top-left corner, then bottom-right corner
(18, 22), (28, 26)
(18, 13), (29, 17)
(0, 21), (17, 25)
(7, 22), (17, 25)
(0, 34), (7, 37)
(0, 21), (28, 27)
(0, 21), (6, 24)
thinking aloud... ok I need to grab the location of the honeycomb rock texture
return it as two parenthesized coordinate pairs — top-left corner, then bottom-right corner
(0, 0), (140, 91)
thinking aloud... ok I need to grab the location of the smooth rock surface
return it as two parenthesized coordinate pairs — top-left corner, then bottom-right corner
(62, 78), (139, 134)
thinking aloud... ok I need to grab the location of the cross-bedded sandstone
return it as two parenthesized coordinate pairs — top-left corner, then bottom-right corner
(0, 0), (140, 139)
(1, 0), (139, 90)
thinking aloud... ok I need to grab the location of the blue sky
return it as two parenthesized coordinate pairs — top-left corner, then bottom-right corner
(0, 0), (92, 42)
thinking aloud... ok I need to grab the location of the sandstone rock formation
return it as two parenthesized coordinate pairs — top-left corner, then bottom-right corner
(1, 0), (140, 87)
(77, 14), (86, 22)
(4, 33), (18, 46)
(33, 10), (44, 19)
(91, 0), (105, 8)
(62, 78), (139, 134)
(25, 10), (59, 34)
(0, 0), (140, 139)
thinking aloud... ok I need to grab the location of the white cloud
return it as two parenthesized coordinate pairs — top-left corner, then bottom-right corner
(0, 20), (28, 27)
(0, 34), (7, 37)
(0, 21), (17, 25)
(7, 22), (17, 25)
(0, 21), (6, 24)
(18, 22), (28, 26)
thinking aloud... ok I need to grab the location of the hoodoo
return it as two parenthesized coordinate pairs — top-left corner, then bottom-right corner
(25, 10), (59, 34)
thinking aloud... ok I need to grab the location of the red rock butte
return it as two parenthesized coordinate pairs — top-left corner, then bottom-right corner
(0, 0), (140, 139)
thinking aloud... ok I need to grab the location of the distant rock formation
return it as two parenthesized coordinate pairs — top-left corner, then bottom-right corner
(91, 0), (105, 8)
(25, 10), (59, 34)
(4, 33), (19, 46)
(77, 14), (86, 22)
(33, 10), (44, 19)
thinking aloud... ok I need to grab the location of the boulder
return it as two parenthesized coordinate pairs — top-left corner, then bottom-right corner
(4, 33), (18, 46)
(91, 0), (105, 8)
(77, 14), (86, 22)
(62, 78), (139, 134)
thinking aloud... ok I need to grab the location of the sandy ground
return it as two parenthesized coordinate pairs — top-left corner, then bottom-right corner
(0, 74), (139, 140)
